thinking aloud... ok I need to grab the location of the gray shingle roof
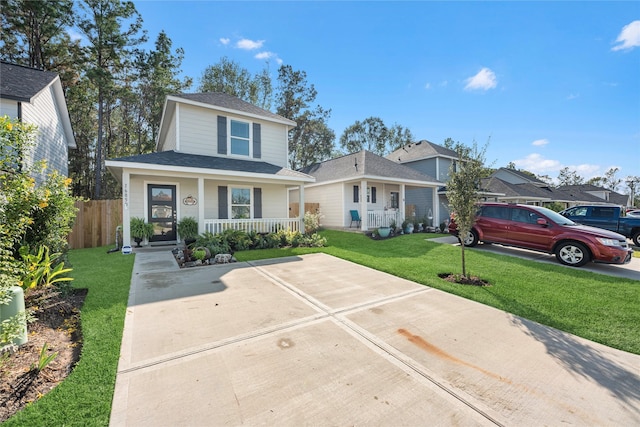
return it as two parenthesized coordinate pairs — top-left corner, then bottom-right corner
(108, 150), (313, 180)
(300, 150), (441, 184)
(171, 92), (295, 125)
(387, 140), (458, 163)
(0, 61), (59, 102)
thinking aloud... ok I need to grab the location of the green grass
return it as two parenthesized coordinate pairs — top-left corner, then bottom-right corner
(5, 231), (639, 425)
(4, 246), (135, 427)
(237, 230), (640, 355)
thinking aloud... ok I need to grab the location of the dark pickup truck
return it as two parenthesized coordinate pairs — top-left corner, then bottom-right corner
(560, 205), (640, 246)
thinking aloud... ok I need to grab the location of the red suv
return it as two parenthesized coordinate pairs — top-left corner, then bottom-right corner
(448, 203), (633, 267)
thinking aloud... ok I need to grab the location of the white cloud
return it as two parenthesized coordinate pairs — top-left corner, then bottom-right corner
(236, 38), (264, 50)
(220, 38), (230, 45)
(572, 163), (601, 177)
(424, 82), (431, 90)
(255, 52), (282, 64)
(514, 153), (561, 173)
(566, 93), (579, 100)
(464, 67), (497, 91)
(532, 139), (549, 147)
(612, 20), (640, 51)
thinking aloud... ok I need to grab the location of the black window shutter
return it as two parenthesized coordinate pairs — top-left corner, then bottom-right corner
(218, 186), (228, 219)
(254, 188), (262, 218)
(217, 116), (227, 154)
(372, 187), (377, 204)
(253, 123), (261, 159)
(353, 185), (359, 203)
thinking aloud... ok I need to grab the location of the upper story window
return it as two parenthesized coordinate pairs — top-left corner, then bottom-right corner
(230, 120), (250, 156)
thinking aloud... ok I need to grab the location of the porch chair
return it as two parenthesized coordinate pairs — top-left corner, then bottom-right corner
(350, 210), (362, 228)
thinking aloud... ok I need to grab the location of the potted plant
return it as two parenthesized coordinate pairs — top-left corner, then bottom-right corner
(130, 217), (154, 247)
(377, 226), (391, 238)
(178, 216), (199, 247)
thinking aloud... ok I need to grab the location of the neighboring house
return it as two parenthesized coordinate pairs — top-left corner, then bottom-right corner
(0, 61), (76, 183)
(386, 140), (460, 226)
(105, 92), (314, 247)
(484, 168), (630, 208)
(295, 150), (442, 231)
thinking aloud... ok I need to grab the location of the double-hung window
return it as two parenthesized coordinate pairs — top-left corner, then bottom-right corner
(230, 119), (250, 156)
(231, 187), (251, 219)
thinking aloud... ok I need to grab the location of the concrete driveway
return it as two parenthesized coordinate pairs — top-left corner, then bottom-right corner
(110, 250), (640, 426)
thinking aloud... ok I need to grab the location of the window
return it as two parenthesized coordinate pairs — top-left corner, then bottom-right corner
(231, 187), (251, 219)
(390, 192), (399, 209)
(230, 120), (250, 156)
(367, 186), (376, 203)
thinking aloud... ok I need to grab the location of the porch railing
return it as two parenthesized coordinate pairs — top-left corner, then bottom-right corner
(367, 210), (401, 229)
(203, 218), (300, 234)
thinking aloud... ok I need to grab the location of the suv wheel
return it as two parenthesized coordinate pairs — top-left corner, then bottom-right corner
(555, 241), (590, 267)
(459, 230), (479, 247)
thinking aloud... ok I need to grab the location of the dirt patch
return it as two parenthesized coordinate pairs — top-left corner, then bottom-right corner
(438, 273), (491, 287)
(0, 288), (86, 422)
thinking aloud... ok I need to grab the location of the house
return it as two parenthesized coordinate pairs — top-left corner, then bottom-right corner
(386, 140), (460, 226)
(0, 61), (76, 183)
(105, 92), (314, 247)
(295, 150), (442, 231)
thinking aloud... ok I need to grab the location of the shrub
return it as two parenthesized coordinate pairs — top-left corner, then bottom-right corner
(303, 210), (323, 235)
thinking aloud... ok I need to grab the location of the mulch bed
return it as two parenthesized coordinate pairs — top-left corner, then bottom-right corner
(438, 273), (491, 286)
(0, 288), (86, 422)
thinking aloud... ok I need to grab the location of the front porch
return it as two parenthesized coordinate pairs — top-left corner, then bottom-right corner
(203, 217), (301, 234)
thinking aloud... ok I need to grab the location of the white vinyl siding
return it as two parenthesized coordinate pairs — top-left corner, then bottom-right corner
(292, 183), (342, 228)
(0, 99), (18, 117)
(165, 103), (287, 167)
(259, 184), (288, 218)
(163, 114), (177, 151)
(178, 103), (215, 154)
(21, 85), (69, 182)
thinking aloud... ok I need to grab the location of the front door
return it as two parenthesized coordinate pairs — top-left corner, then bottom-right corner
(148, 184), (177, 242)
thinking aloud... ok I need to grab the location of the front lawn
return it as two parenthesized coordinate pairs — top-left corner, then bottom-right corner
(237, 230), (640, 355)
(3, 246), (134, 427)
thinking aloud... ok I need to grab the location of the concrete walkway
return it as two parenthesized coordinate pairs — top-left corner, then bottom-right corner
(110, 251), (640, 426)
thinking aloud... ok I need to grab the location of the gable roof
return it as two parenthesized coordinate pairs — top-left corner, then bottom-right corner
(105, 150), (314, 184)
(169, 92), (296, 126)
(387, 140), (458, 164)
(0, 61), (76, 149)
(300, 150), (442, 186)
(0, 61), (59, 102)
(557, 184), (629, 205)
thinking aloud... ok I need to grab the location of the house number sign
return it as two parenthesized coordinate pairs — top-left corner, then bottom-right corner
(183, 195), (197, 206)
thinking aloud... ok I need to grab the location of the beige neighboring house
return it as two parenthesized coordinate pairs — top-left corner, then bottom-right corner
(295, 150), (442, 231)
(0, 62), (76, 183)
(106, 92), (314, 247)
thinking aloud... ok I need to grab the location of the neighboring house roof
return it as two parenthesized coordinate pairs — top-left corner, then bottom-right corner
(300, 150), (442, 186)
(493, 167), (548, 186)
(387, 139), (458, 163)
(106, 150), (314, 183)
(557, 184), (629, 205)
(0, 61), (76, 149)
(0, 61), (59, 102)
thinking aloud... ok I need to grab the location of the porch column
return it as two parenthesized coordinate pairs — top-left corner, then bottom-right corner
(400, 183), (406, 225)
(432, 187), (439, 230)
(122, 171), (131, 246)
(298, 184), (305, 233)
(198, 177), (205, 234)
(360, 179), (368, 231)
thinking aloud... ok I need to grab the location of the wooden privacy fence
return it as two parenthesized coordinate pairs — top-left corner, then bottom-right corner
(289, 202), (320, 217)
(67, 199), (122, 249)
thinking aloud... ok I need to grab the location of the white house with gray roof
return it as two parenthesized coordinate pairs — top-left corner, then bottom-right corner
(387, 140), (461, 227)
(0, 61), (76, 184)
(106, 92), (314, 247)
(294, 150), (442, 231)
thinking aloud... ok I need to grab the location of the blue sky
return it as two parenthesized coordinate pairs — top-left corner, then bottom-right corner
(131, 1), (639, 187)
